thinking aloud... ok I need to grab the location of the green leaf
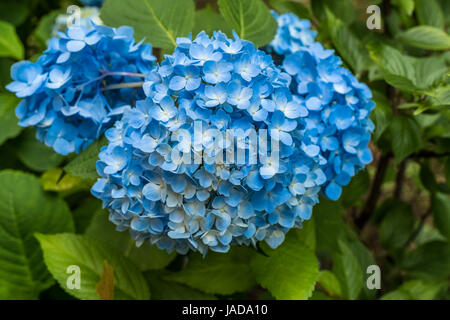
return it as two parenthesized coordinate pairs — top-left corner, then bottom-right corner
(432, 192), (450, 241)
(398, 26), (450, 50)
(166, 246), (256, 295)
(15, 129), (65, 172)
(0, 1), (29, 26)
(402, 241), (450, 280)
(85, 210), (176, 271)
(251, 239), (319, 300)
(71, 199), (102, 234)
(96, 260), (114, 300)
(314, 198), (345, 253)
(268, 0), (311, 19)
(218, 0), (277, 47)
(100, 0), (195, 50)
(193, 7), (232, 37)
(393, 0), (415, 16)
(64, 136), (106, 181)
(0, 20), (24, 60)
(0, 171), (74, 299)
(340, 171), (370, 208)
(34, 10), (62, 49)
(371, 92), (394, 142)
(332, 240), (363, 300)
(419, 162), (438, 192)
(40, 168), (87, 193)
(326, 11), (370, 74)
(389, 116), (421, 163)
(36, 233), (150, 300)
(0, 94), (22, 146)
(415, 0), (445, 29)
(289, 217), (316, 251)
(317, 270), (343, 298)
(311, 0), (355, 23)
(381, 280), (445, 300)
(367, 42), (418, 92)
(146, 271), (216, 300)
(379, 201), (415, 250)
(413, 56), (447, 89)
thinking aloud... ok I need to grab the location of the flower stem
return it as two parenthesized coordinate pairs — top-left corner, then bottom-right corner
(101, 81), (145, 91)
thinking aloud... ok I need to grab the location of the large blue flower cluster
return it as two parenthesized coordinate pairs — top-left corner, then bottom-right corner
(267, 12), (375, 201)
(7, 24), (155, 155)
(92, 31), (328, 254)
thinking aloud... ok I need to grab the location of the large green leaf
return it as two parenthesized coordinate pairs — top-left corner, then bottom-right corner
(367, 42), (418, 92)
(85, 210), (176, 271)
(402, 241), (450, 280)
(0, 171), (74, 299)
(146, 271), (216, 300)
(15, 129), (65, 172)
(0, 94), (22, 146)
(36, 233), (150, 300)
(251, 239), (319, 300)
(0, 20), (24, 60)
(432, 192), (450, 241)
(64, 136), (106, 181)
(317, 270), (343, 298)
(379, 201), (415, 251)
(389, 116), (422, 163)
(166, 246), (256, 295)
(398, 26), (450, 50)
(218, 0), (277, 47)
(381, 280), (446, 300)
(100, 0), (195, 50)
(332, 240), (363, 300)
(193, 7), (232, 37)
(415, 0), (445, 29)
(326, 10), (370, 74)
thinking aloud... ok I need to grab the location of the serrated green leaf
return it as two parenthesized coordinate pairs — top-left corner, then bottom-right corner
(381, 280), (445, 300)
(36, 233), (150, 300)
(398, 26), (450, 50)
(40, 168), (87, 193)
(415, 0), (445, 29)
(317, 270), (342, 298)
(251, 239), (319, 300)
(432, 192), (450, 241)
(379, 201), (415, 250)
(100, 0), (195, 50)
(193, 7), (232, 37)
(64, 136), (106, 181)
(402, 241), (450, 280)
(389, 116), (421, 163)
(0, 20), (24, 60)
(15, 128), (64, 172)
(367, 42), (418, 92)
(326, 11), (370, 74)
(85, 211), (176, 271)
(0, 170), (74, 299)
(268, 0), (311, 19)
(146, 271), (216, 300)
(333, 240), (363, 300)
(218, 0), (277, 47)
(0, 94), (22, 146)
(166, 246), (256, 295)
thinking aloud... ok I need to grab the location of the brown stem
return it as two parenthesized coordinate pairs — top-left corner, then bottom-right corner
(394, 160), (407, 200)
(355, 152), (391, 229)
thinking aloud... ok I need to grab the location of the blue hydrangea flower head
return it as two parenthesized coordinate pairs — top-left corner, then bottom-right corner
(7, 23), (156, 155)
(92, 31), (327, 255)
(266, 12), (375, 201)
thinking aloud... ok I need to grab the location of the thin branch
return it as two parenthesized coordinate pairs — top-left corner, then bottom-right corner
(355, 152), (391, 229)
(394, 160), (407, 200)
(101, 81), (145, 91)
(404, 206), (432, 248)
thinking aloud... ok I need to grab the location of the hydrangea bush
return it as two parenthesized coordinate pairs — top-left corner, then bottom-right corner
(7, 24), (155, 154)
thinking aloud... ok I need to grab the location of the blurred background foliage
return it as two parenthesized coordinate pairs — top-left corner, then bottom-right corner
(0, 0), (448, 300)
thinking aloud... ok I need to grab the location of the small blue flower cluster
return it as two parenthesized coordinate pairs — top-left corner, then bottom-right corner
(267, 12), (375, 201)
(92, 31), (328, 254)
(7, 24), (155, 155)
